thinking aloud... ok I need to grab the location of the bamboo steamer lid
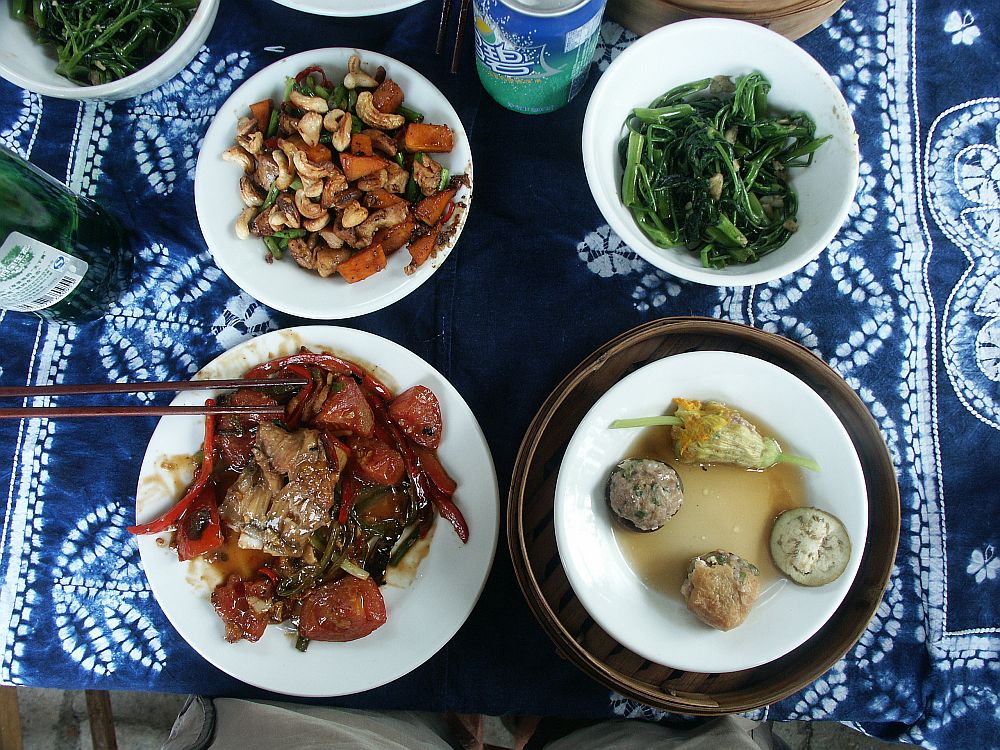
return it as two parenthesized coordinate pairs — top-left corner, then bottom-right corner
(605, 0), (846, 40)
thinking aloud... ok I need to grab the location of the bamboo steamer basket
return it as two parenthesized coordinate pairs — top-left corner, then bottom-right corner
(605, 0), (846, 39)
(507, 318), (899, 714)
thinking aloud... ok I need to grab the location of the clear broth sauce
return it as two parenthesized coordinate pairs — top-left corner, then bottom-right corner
(613, 423), (806, 599)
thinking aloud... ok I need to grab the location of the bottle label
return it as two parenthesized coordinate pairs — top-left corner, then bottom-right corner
(0, 231), (87, 313)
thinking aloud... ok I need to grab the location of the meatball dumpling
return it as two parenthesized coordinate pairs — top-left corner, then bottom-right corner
(681, 550), (761, 631)
(606, 458), (684, 532)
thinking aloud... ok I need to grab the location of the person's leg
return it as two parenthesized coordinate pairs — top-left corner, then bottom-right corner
(542, 715), (782, 750)
(161, 697), (455, 750)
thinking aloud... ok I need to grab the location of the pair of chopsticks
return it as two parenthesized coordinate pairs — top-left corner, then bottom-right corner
(0, 378), (308, 419)
(437, 0), (473, 73)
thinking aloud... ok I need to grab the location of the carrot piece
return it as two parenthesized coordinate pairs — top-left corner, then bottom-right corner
(378, 216), (416, 254)
(350, 133), (374, 156)
(372, 79), (405, 113)
(248, 99), (272, 130)
(364, 188), (406, 209)
(408, 226), (441, 267)
(403, 123), (454, 154)
(414, 188), (457, 226)
(340, 153), (391, 182)
(338, 242), (387, 283)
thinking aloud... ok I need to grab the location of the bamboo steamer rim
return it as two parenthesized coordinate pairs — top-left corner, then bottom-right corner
(663, 0), (839, 12)
(507, 317), (900, 714)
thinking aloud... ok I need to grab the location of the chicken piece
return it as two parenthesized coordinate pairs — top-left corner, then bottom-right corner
(412, 153), (444, 197)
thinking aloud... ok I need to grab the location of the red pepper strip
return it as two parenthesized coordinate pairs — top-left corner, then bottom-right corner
(264, 136), (279, 151)
(320, 431), (351, 472)
(282, 364), (315, 430)
(373, 399), (469, 543)
(245, 350), (394, 403)
(440, 200), (456, 225)
(175, 483), (225, 562)
(295, 65), (325, 86)
(129, 401), (217, 535)
(258, 566), (278, 582)
(338, 472), (362, 525)
(243, 351), (351, 380)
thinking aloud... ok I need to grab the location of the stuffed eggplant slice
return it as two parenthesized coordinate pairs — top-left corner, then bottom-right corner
(769, 507), (851, 586)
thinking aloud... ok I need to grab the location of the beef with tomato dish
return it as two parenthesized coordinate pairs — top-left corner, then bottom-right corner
(129, 348), (466, 651)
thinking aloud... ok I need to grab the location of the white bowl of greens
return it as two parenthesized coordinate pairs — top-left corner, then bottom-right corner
(0, 0), (219, 100)
(582, 18), (859, 287)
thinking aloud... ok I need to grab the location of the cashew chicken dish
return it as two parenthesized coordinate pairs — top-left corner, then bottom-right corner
(224, 55), (468, 282)
(129, 348), (468, 650)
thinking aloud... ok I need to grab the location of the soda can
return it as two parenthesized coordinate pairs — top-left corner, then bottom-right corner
(473, 0), (607, 115)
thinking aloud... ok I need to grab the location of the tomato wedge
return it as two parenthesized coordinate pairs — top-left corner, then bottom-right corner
(349, 435), (404, 486)
(388, 385), (443, 449)
(298, 576), (387, 642)
(313, 376), (375, 436)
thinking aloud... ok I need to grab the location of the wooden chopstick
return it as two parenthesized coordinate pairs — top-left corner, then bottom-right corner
(0, 377), (307, 419)
(0, 377), (308, 399)
(451, 0), (472, 73)
(436, 0), (454, 55)
(0, 404), (287, 419)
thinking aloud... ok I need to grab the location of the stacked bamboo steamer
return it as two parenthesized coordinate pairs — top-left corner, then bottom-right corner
(605, 0), (845, 40)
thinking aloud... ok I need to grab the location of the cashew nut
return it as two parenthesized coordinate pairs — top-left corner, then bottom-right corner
(296, 111), (324, 147)
(235, 207), (256, 240)
(355, 91), (404, 130)
(236, 129), (264, 155)
(300, 176), (324, 199)
(223, 145), (255, 173)
(344, 69), (379, 90)
(340, 200), (369, 228)
(268, 208), (287, 230)
(292, 150), (335, 181)
(344, 55), (380, 89)
(303, 212), (331, 232)
(276, 192), (301, 229)
(289, 89), (329, 114)
(295, 189), (327, 220)
(273, 149), (296, 190)
(318, 228), (345, 248)
(239, 175), (264, 207)
(356, 169), (387, 192)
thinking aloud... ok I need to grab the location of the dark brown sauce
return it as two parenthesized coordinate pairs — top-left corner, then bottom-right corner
(613, 419), (806, 599)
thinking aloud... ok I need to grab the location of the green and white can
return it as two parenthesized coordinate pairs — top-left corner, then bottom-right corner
(473, 0), (607, 115)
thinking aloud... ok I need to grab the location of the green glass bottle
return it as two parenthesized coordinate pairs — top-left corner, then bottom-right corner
(0, 147), (133, 323)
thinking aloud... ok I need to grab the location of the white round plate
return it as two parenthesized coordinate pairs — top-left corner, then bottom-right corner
(135, 326), (499, 696)
(195, 49), (473, 319)
(582, 18), (859, 286)
(271, 0), (426, 16)
(553, 351), (867, 673)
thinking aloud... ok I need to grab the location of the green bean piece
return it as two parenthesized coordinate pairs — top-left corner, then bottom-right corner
(261, 183), (280, 211)
(398, 104), (424, 123)
(618, 72), (829, 268)
(265, 108), (280, 138)
(263, 236), (283, 260)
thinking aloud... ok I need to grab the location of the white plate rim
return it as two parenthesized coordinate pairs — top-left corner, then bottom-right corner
(553, 350), (869, 673)
(270, 0), (426, 16)
(134, 325), (499, 696)
(195, 48), (473, 319)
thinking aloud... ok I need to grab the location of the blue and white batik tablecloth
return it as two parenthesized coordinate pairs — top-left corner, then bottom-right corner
(1, 1), (998, 747)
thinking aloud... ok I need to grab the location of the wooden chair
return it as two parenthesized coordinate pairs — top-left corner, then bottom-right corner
(0, 687), (118, 750)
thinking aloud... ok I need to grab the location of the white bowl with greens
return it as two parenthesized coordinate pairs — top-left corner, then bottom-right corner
(0, 0), (219, 100)
(582, 18), (859, 286)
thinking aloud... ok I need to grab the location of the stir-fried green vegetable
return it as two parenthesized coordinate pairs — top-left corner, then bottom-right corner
(619, 73), (831, 269)
(10, 0), (199, 86)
